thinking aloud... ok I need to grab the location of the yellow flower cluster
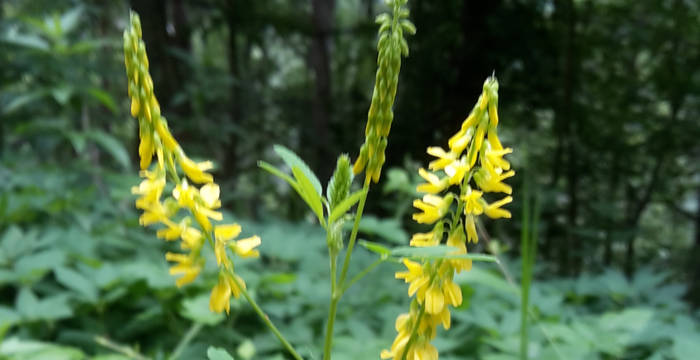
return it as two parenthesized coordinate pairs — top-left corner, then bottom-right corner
(382, 76), (513, 360)
(124, 12), (259, 314)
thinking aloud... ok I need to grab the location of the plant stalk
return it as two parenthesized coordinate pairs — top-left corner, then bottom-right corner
(231, 274), (303, 360)
(322, 176), (371, 360)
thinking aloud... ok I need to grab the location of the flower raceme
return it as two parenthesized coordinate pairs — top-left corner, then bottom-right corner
(353, 0), (415, 183)
(382, 76), (513, 359)
(124, 11), (260, 314)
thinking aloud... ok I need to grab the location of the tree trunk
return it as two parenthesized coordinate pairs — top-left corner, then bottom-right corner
(310, 0), (335, 181)
(689, 187), (700, 306)
(559, 0), (578, 276)
(603, 154), (619, 265)
(224, 1), (241, 178)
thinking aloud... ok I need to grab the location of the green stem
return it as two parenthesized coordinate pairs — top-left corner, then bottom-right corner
(94, 336), (150, 360)
(230, 274), (303, 360)
(322, 231), (338, 360)
(341, 257), (383, 295)
(322, 176), (371, 360)
(322, 296), (339, 360)
(400, 305), (425, 360)
(169, 323), (203, 360)
(338, 176), (371, 286)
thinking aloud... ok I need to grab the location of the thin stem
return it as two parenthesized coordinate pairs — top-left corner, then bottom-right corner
(94, 336), (150, 360)
(323, 176), (371, 360)
(400, 305), (425, 360)
(477, 220), (563, 360)
(341, 257), (383, 295)
(322, 296), (339, 360)
(169, 323), (203, 360)
(230, 274), (303, 360)
(322, 231), (338, 360)
(338, 176), (371, 286)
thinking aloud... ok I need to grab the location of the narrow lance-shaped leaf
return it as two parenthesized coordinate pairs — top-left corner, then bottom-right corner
(328, 189), (366, 225)
(292, 166), (325, 227)
(273, 144), (323, 195)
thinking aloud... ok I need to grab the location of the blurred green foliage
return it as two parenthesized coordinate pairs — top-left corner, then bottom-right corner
(1, 0), (699, 359)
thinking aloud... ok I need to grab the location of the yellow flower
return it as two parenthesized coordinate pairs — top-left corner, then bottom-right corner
(214, 224), (241, 267)
(412, 194), (453, 224)
(138, 129), (154, 170)
(409, 231), (439, 247)
(447, 229), (472, 272)
(464, 214), (478, 243)
(426, 147), (456, 171)
(411, 339), (438, 360)
(461, 186), (484, 215)
(232, 236), (261, 258)
(395, 259), (430, 300)
(165, 252), (201, 287)
(209, 274), (232, 314)
(173, 181), (196, 209)
(442, 278), (462, 307)
(416, 168), (448, 194)
(485, 147), (512, 171)
(208, 272), (248, 314)
(473, 167), (515, 194)
(484, 196), (513, 219)
(444, 156), (469, 185)
(424, 283), (445, 314)
(132, 170), (165, 209)
(178, 153), (213, 184)
(447, 125), (474, 154)
(199, 183), (222, 209)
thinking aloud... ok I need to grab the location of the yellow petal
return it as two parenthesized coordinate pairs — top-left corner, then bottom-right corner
(209, 277), (231, 314)
(215, 224), (242, 241)
(234, 236), (261, 258)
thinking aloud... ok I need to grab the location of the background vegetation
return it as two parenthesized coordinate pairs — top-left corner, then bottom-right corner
(1, 0), (699, 359)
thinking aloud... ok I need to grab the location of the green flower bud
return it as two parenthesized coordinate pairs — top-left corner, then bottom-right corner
(327, 154), (353, 211)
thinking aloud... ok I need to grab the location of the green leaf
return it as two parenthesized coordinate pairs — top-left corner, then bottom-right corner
(2, 91), (46, 114)
(86, 87), (117, 114)
(51, 85), (73, 105)
(207, 346), (235, 360)
(291, 166), (325, 226)
(391, 245), (498, 262)
(273, 145), (322, 195)
(258, 161), (301, 194)
(329, 189), (366, 225)
(59, 6), (83, 34)
(54, 266), (98, 303)
(181, 294), (225, 326)
(0, 31), (49, 52)
(358, 240), (391, 257)
(85, 131), (130, 169)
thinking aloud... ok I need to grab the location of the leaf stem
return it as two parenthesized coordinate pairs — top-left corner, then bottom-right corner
(230, 274), (303, 360)
(94, 336), (150, 360)
(169, 323), (203, 360)
(341, 257), (383, 295)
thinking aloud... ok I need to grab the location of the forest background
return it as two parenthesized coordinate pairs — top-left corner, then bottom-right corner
(1, 0), (700, 359)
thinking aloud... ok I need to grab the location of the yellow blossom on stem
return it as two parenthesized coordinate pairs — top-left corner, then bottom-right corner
(165, 252), (202, 287)
(484, 196), (513, 219)
(412, 194), (453, 224)
(383, 75), (513, 360)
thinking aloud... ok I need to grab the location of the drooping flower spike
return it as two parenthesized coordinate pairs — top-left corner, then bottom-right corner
(124, 11), (260, 314)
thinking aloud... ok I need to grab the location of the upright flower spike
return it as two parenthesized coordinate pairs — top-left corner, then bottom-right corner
(382, 75), (513, 359)
(354, 0), (415, 183)
(124, 11), (261, 313)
